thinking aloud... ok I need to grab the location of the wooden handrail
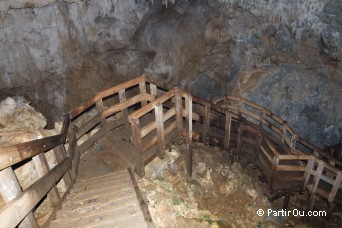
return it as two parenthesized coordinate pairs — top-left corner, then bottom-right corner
(0, 134), (63, 171)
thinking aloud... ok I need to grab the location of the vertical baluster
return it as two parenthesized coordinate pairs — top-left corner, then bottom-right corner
(308, 161), (324, 211)
(224, 112), (231, 149)
(150, 83), (157, 97)
(96, 99), (107, 130)
(155, 102), (166, 159)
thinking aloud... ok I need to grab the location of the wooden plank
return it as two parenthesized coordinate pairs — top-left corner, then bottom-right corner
(129, 89), (175, 120)
(276, 165), (306, 172)
(155, 103), (166, 158)
(119, 89), (129, 129)
(32, 153), (61, 206)
(175, 88), (183, 143)
(102, 93), (155, 118)
(106, 117), (126, 132)
(270, 156), (280, 187)
(0, 134), (63, 170)
(140, 107), (175, 138)
(203, 104), (210, 145)
(139, 82), (147, 106)
(0, 157), (71, 228)
(130, 118), (145, 177)
(68, 76), (145, 119)
(0, 167), (38, 228)
(143, 121), (177, 152)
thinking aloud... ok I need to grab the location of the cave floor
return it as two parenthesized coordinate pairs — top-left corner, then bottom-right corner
(77, 127), (342, 228)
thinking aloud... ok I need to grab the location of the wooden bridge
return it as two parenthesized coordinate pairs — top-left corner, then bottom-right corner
(0, 75), (341, 227)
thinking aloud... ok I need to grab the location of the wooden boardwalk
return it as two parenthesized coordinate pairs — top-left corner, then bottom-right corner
(49, 170), (149, 228)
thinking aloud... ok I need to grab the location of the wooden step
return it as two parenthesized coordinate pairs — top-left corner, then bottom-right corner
(63, 186), (135, 209)
(76, 170), (127, 183)
(65, 184), (132, 203)
(56, 191), (137, 218)
(82, 213), (148, 228)
(72, 171), (129, 189)
(70, 176), (131, 194)
(51, 203), (144, 228)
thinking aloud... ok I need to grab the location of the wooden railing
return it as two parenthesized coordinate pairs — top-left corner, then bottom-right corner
(0, 76), (155, 227)
(0, 75), (341, 227)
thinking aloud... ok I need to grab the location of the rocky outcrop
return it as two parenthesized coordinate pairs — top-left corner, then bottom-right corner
(135, 0), (341, 147)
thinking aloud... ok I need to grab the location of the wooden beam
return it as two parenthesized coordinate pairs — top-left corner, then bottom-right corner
(308, 161), (324, 210)
(32, 153), (61, 206)
(155, 103), (166, 159)
(0, 167), (38, 228)
(0, 157), (71, 228)
(185, 93), (192, 144)
(328, 172), (342, 203)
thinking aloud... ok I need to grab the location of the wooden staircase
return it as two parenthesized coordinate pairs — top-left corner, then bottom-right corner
(48, 170), (149, 228)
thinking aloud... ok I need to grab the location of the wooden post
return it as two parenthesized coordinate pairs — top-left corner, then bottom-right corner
(290, 134), (297, 154)
(185, 93), (193, 177)
(303, 158), (315, 192)
(185, 94), (192, 144)
(308, 161), (324, 211)
(328, 171), (342, 203)
(32, 153), (61, 206)
(270, 156), (280, 191)
(224, 112), (231, 149)
(155, 103), (166, 159)
(119, 89), (130, 129)
(0, 167), (38, 228)
(53, 145), (73, 186)
(282, 194), (291, 210)
(139, 82), (147, 107)
(131, 118), (145, 177)
(175, 88), (183, 144)
(236, 125), (243, 162)
(96, 99), (107, 130)
(67, 126), (80, 180)
(203, 104), (210, 146)
(150, 83), (157, 97)
(186, 144), (193, 177)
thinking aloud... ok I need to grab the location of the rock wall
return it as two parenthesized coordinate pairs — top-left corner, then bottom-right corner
(0, 0), (340, 147)
(135, 0), (341, 147)
(0, 0), (152, 123)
